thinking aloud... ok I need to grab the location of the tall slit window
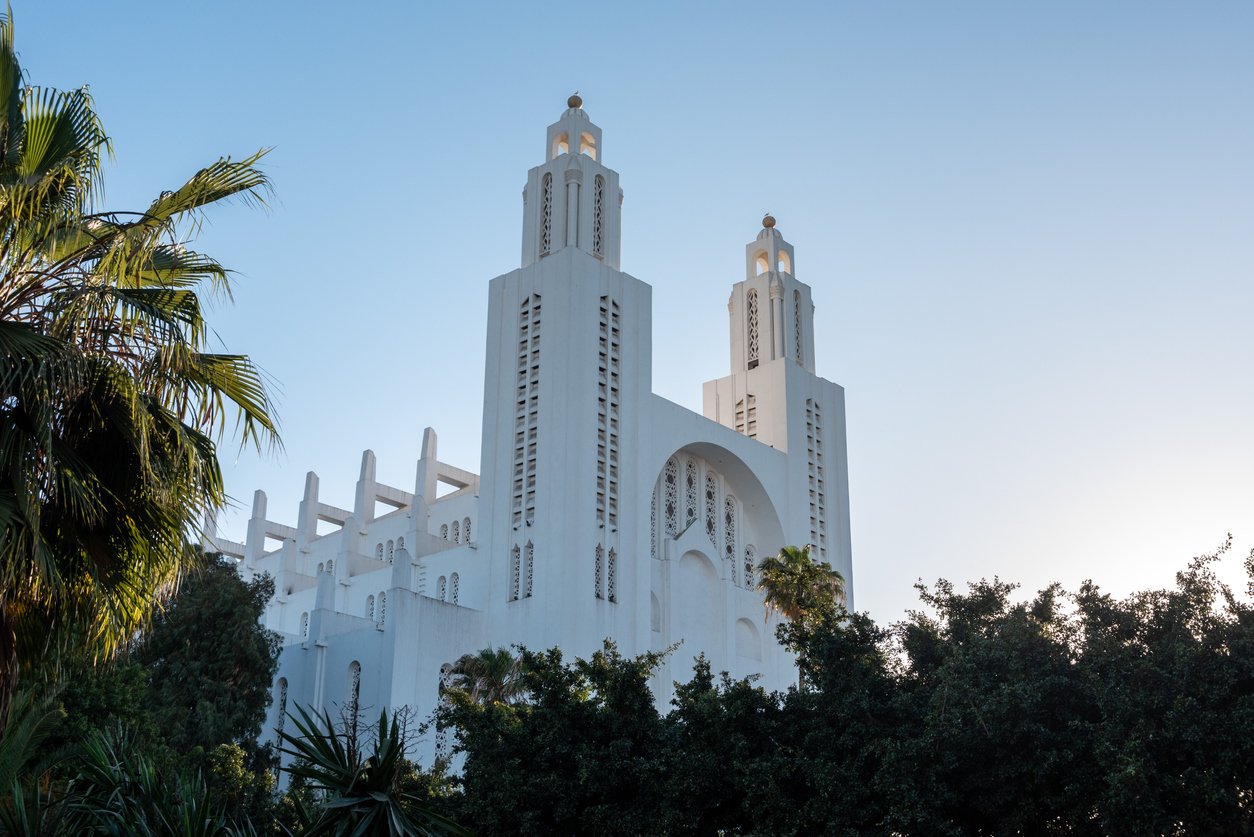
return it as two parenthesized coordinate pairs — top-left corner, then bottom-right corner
(347, 662), (361, 737)
(794, 289), (803, 364)
(705, 473), (718, 544)
(595, 544), (605, 600)
(593, 175), (605, 257)
(509, 545), (521, 602)
(607, 548), (617, 603)
(540, 173), (553, 255)
(663, 458), (678, 536)
(524, 541), (534, 598)
(746, 288), (760, 369)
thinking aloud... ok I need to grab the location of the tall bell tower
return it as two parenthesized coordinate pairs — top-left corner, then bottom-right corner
(478, 95), (652, 657)
(703, 216), (852, 576)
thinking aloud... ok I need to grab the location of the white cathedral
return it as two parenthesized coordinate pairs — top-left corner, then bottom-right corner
(210, 96), (854, 764)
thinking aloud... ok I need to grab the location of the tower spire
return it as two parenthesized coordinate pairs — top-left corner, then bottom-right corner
(520, 96), (623, 270)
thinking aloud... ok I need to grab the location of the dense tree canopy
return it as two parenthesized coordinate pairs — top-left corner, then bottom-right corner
(436, 541), (1254, 835)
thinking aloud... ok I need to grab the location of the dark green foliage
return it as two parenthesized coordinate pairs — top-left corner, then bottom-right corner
(278, 705), (466, 836)
(439, 543), (1254, 835)
(133, 555), (282, 759)
(444, 643), (670, 835)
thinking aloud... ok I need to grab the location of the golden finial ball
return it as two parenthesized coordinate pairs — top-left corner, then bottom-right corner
(568, 93), (583, 109)
(762, 213), (776, 229)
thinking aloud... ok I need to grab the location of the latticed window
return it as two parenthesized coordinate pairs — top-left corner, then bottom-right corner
(685, 459), (699, 527)
(509, 545), (521, 602)
(437, 576), (447, 601)
(450, 573), (460, 605)
(705, 473), (718, 544)
(794, 289), (803, 363)
(366, 594), (375, 621)
(463, 518), (471, 543)
(650, 491), (657, 559)
(300, 612), (309, 638)
(275, 679), (288, 742)
(326, 559), (334, 575)
(440, 524), (448, 540)
(725, 495), (738, 585)
(595, 544), (604, 599)
(607, 548), (617, 603)
(663, 459), (678, 536)
(524, 541), (535, 598)
(378, 592), (387, 625)
(347, 662), (362, 736)
(746, 288), (759, 368)
(451, 520), (460, 544)
(540, 172), (553, 255)
(397, 537), (404, 550)
(744, 545), (757, 587)
(375, 543), (384, 560)
(387, 540), (394, 562)
(593, 174), (605, 256)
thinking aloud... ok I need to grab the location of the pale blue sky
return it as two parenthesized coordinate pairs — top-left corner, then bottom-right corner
(21, 2), (1254, 622)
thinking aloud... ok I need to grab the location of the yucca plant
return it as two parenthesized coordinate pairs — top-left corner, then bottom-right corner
(278, 706), (465, 836)
(0, 6), (277, 729)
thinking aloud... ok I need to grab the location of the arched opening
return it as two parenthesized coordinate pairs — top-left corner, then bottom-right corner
(755, 251), (769, 275)
(674, 550), (724, 677)
(463, 517), (472, 543)
(778, 250), (792, 274)
(450, 572), (460, 605)
(437, 576), (447, 601)
(551, 132), (569, 158)
(579, 131), (597, 160)
(366, 594), (375, 620)
(735, 618), (762, 661)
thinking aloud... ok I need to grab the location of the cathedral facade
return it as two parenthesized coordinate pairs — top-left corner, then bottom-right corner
(213, 97), (853, 765)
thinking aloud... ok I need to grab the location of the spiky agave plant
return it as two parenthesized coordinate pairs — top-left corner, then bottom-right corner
(279, 706), (466, 836)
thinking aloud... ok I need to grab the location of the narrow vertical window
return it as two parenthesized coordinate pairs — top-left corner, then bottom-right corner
(326, 559), (334, 575)
(440, 524), (448, 540)
(725, 495), (738, 585)
(663, 459), (679, 536)
(540, 172), (553, 255)
(387, 540), (394, 562)
(650, 490), (657, 560)
(275, 678), (288, 741)
(524, 541), (535, 598)
(300, 612), (309, 638)
(746, 288), (759, 369)
(451, 520), (460, 544)
(378, 592), (387, 625)
(607, 548), (617, 603)
(794, 289), (803, 364)
(375, 543), (384, 560)
(509, 545), (521, 602)
(744, 545), (757, 588)
(437, 576), (447, 601)
(593, 174), (605, 257)
(347, 662), (362, 737)
(685, 459), (699, 527)
(463, 517), (472, 543)
(595, 544), (605, 600)
(450, 572), (460, 605)
(366, 594), (375, 621)
(704, 473), (718, 544)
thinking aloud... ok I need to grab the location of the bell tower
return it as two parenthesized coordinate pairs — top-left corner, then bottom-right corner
(480, 96), (651, 660)
(520, 94), (623, 270)
(703, 216), (850, 568)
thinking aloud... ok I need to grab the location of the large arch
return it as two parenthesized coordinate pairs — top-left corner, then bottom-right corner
(648, 441), (786, 558)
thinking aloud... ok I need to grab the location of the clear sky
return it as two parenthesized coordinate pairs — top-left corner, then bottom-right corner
(20, 2), (1254, 623)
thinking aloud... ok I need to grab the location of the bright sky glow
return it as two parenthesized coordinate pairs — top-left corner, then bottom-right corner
(21, 2), (1254, 622)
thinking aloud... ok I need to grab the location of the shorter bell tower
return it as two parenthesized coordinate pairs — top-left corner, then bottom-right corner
(703, 216), (850, 568)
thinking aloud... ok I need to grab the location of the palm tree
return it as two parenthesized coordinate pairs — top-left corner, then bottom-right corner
(756, 545), (845, 625)
(446, 647), (526, 706)
(0, 10), (277, 727)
